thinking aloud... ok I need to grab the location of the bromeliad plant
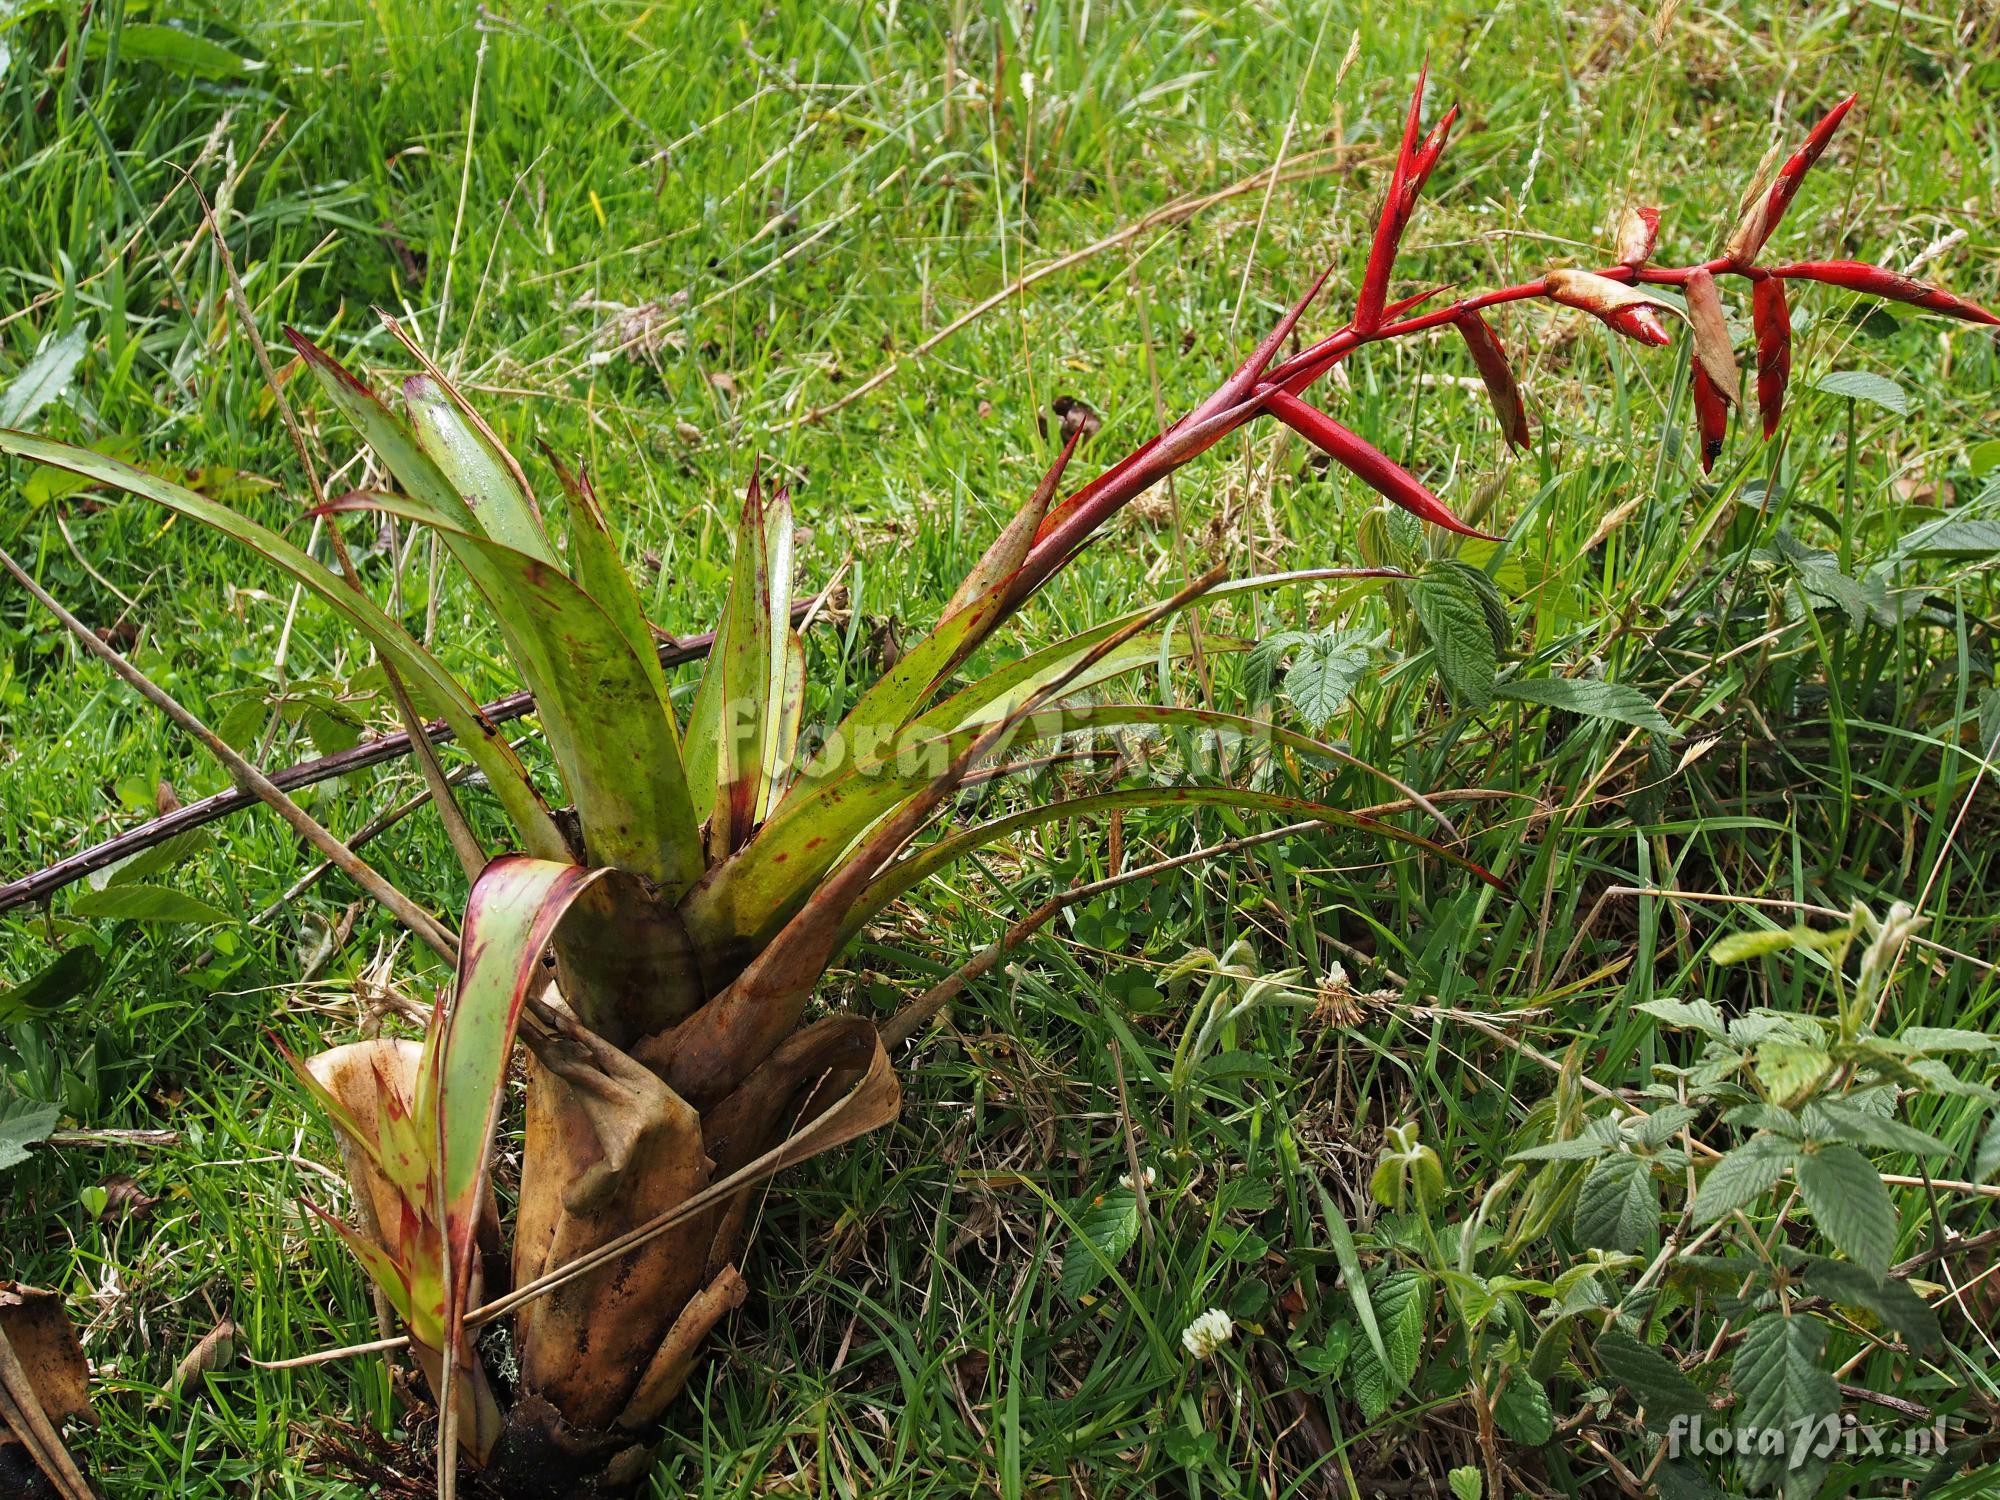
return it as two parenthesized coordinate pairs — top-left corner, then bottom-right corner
(1, 76), (1993, 1498)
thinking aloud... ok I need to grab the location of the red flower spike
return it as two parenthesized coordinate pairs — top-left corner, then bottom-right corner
(1615, 206), (1662, 269)
(1355, 68), (1449, 336)
(1724, 95), (1857, 267)
(1770, 261), (2000, 325)
(1266, 390), (1498, 539)
(1455, 313), (1532, 450)
(1751, 277), (1792, 439)
(1691, 361), (1730, 474)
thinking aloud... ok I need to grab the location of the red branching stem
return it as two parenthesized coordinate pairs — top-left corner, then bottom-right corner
(1024, 248), (1992, 583)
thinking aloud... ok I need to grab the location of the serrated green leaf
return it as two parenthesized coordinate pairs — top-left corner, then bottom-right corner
(1493, 1368), (1554, 1445)
(1977, 1114), (2000, 1185)
(1893, 1027), (2000, 1055)
(1638, 996), (1729, 1040)
(1731, 1313), (1838, 1496)
(1283, 630), (1373, 730)
(1347, 1270), (1428, 1418)
(1753, 1042), (1832, 1107)
(1795, 1143), (1896, 1278)
(1692, 1135), (1799, 1224)
(1496, 677), (1674, 735)
(1409, 569), (1498, 710)
(1058, 1187), (1140, 1300)
(1595, 1328), (1709, 1421)
(1801, 1098), (1949, 1157)
(1573, 1152), (1656, 1253)
(1713, 925), (1850, 964)
(1448, 1466), (1481, 1500)
(1813, 369), (1909, 415)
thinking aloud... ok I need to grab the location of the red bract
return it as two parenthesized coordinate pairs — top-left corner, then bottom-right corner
(1724, 95), (1857, 267)
(1691, 364), (1730, 473)
(1752, 278), (1792, 439)
(1545, 269), (1676, 346)
(1454, 313), (1532, 450)
(1266, 391), (1496, 539)
(1355, 67), (1455, 335)
(1770, 261), (2000, 325)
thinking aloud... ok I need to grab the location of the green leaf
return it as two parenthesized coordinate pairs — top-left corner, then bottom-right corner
(287, 334), (481, 533)
(1496, 677), (1673, 735)
(86, 829), (216, 892)
(0, 324), (89, 429)
(1977, 1114), (2000, 1185)
(922, 569), (1388, 736)
(1731, 1313), (1838, 1496)
(1792, 1253), (1940, 1351)
(1057, 1188), (1140, 1300)
(1692, 1135), (1799, 1224)
(1893, 1027), (2000, 1055)
(1409, 569), (1498, 710)
(1573, 1152), (1656, 1253)
(1801, 1098), (1949, 1157)
(1712, 924), (1850, 964)
(0, 947), (104, 1025)
(1752, 1041), (1832, 1107)
(1813, 369), (1909, 415)
(1283, 630), (1374, 730)
(1594, 1328), (1708, 1421)
(84, 23), (256, 78)
(70, 883), (234, 926)
(1492, 1369), (1554, 1446)
(1448, 1466), (1481, 1500)
(1906, 517), (2000, 559)
(1795, 1143), (1896, 1278)
(0, 1094), (59, 1172)
(1348, 1270), (1427, 1418)
(0, 431), (568, 861)
(1637, 995), (1728, 1040)
(685, 472), (784, 855)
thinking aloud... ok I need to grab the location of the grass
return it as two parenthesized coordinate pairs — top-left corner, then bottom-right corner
(3, 1), (1999, 1496)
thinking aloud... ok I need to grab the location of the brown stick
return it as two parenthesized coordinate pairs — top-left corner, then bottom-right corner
(0, 547), (459, 962)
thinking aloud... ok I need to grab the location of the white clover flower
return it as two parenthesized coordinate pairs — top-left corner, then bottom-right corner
(1117, 1167), (1157, 1190)
(1180, 1308), (1233, 1360)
